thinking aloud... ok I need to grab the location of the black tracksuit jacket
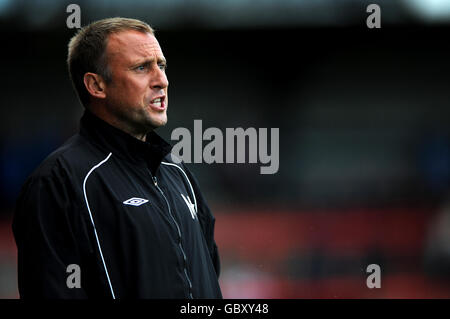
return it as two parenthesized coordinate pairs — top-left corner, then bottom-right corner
(12, 110), (222, 299)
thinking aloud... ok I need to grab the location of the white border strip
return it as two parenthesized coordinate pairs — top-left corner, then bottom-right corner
(82, 152), (116, 299)
(161, 161), (198, 213)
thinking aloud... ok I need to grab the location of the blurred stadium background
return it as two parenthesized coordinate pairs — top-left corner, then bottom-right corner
(1, 0), (450, 298)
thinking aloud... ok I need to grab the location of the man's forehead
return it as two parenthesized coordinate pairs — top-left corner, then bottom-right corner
(133, 42), (163, 55)
(108, 31), (163, 58)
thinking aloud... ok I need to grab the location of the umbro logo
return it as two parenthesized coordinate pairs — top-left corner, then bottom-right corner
(123, 197), (149, 206)
(181, 194), (197, 220)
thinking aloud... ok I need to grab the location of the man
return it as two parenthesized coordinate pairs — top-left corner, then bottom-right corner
(12, 17), (222, 299)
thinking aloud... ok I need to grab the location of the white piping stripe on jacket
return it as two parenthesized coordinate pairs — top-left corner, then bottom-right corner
(82, 152), (116, 299)
(161, 161), (198, 213)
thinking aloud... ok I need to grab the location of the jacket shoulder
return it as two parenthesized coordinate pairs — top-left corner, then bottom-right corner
(27, 133), (109, 182)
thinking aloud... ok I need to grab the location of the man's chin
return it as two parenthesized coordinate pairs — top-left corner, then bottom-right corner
(148, 116), (168, 130)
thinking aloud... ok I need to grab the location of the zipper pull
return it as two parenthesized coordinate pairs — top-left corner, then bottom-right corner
(153, 176), (158, 186)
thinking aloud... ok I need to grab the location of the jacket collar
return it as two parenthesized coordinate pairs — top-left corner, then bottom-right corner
(79, 110), (172, 174)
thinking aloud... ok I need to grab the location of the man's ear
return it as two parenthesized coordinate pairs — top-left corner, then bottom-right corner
(83, 72), (107, 99)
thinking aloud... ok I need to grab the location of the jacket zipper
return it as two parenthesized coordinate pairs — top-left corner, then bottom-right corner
(150, 172), (194, 299)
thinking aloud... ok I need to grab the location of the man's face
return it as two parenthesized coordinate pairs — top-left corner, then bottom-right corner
(103, 30), (168, 136)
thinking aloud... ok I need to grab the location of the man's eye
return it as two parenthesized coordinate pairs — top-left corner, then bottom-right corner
(158, 63), (167, 71)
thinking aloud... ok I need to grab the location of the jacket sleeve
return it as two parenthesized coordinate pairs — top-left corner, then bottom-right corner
(12, 170), (89, 299)
(182, 164), (221, 278)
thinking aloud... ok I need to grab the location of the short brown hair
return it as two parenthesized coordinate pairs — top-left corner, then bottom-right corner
(67, 17), (154, 107)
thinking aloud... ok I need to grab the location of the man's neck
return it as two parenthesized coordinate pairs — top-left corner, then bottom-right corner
(87, 106), (149, 142)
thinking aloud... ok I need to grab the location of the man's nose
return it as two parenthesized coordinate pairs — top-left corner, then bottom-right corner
(150, 67), (169, 89)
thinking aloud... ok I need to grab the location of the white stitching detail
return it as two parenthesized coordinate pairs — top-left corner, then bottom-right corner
(82, 152), (116, 299)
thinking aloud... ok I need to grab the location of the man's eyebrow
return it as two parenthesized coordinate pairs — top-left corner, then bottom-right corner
(130, 57), (167, 67)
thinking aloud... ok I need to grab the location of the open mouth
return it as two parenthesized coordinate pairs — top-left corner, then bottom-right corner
(149, 96), (165, 109)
